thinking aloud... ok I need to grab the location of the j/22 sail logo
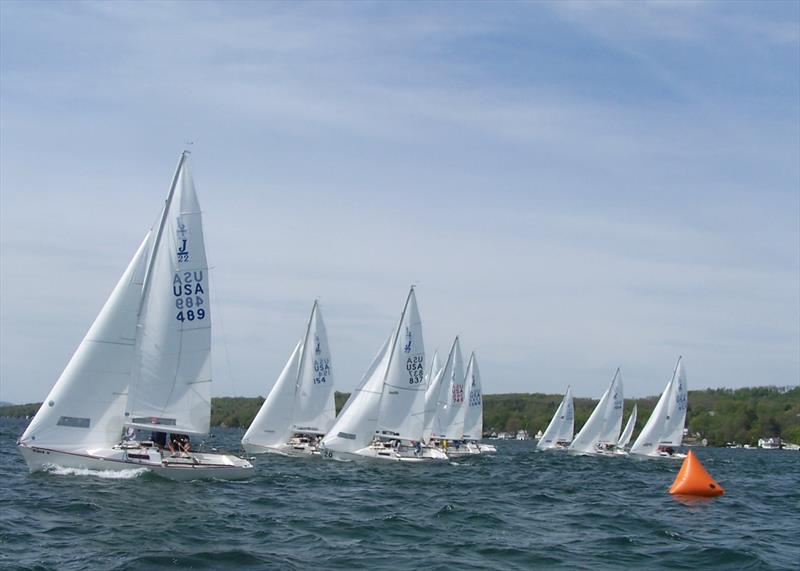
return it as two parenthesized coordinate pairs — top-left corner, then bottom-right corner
(176, 218), (189, 262)
(403, 326), (412, 354)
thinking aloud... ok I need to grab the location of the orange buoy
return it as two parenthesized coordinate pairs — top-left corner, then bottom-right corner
(668, 450), (724, 497)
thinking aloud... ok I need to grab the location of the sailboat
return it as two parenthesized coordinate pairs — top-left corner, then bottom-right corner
(615, 403), (637, 455)
(458, 352), (496, 455)
(241, 301), (336, 456)
(536, 387), (574, 451)
(630, 357), (688, 458)
(17, 153), (253, 480)
(569, 368), (624, 456)
(428, 337), (469, 455)
(319, 287), (447, 462)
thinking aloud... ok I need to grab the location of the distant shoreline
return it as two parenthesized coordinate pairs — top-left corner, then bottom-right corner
(2, 385), (797, 447)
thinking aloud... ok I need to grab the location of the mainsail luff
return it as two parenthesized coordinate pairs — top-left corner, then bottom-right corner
(569, 368), (624, 453)
(125, 154), (212, 436)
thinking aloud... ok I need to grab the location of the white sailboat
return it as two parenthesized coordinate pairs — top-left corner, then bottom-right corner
(428, 337), (468, 454)
(320, 287), (447, 462)
(536, 386), (574, 451)
(241, 301), (336, 456)
(630, 357), (688, 458)
(457, 352), (496, 455)
(17, 153), (253, 480)
(569, 368), (624, 456)
(615, 403), (637, 455)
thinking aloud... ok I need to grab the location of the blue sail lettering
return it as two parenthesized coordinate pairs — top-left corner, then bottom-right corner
(194, 283), (204, 294)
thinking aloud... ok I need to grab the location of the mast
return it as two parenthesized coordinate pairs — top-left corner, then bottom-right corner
(137, 151), (188, 317)
(290, 300), (318, 429)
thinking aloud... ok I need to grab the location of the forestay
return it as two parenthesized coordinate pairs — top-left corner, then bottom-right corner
(19, 233), (152, 452)
(375, 288), (426, 441)
(537, 386), (574, 450)
(461, 352), (483, 441)
(569, 368), (624, 453)
(125, 155), (212, 436)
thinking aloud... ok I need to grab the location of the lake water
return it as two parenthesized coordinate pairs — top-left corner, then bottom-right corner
(1, 418), (798, 570)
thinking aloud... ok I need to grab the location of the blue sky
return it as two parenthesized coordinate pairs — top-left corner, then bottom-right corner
(1, 1), (798, 404)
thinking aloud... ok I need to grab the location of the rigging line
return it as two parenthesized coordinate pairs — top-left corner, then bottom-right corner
(209, 265), (237, 398)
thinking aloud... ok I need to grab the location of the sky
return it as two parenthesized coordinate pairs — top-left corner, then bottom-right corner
(0, 1), (798, 404)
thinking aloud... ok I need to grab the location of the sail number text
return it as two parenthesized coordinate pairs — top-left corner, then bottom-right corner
(173, 271), (206, 323)
(406, 355), (425, 385)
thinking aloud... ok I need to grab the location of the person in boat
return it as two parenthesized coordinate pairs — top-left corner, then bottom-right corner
(122, 426), (136, 442)
(168, 433), (191, 455)
(413, 440), (422, 456)
(151, 431), (167, 451)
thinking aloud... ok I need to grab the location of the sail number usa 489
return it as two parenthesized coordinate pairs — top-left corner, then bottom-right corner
(173, 271), (206, 322)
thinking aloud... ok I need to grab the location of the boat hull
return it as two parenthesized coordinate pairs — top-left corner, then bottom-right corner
(19, 444), (254, 481)
(320, 444), (448, 463)
(243, 441), (319, 457)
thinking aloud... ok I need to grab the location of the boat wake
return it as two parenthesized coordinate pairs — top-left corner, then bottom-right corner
(44, 465), (149, 480)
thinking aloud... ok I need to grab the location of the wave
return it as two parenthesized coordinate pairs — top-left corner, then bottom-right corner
(44, 465), (149, 479)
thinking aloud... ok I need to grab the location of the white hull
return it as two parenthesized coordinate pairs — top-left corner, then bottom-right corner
(320, 443), (448, 463)
(19, 444), (254, 481)
(630, 451), (687, 460)
(243, 443), (319, 457)
(435, 441), (496, 456)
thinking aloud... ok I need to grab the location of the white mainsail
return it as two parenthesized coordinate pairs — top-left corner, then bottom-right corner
(537, 386), (574, 450)
(461, 352), (483, 441)
(430, 337), (466, 440)
(375, 288), (426, 441)
(320, 334), (392, 454)
(630, 357), (688, 456)
(241, 341), (302, 450)
(125, 155), (212, 436)
(292, 301), (336, 435)
(569, 368), (624, 454)
(617, 403), (637, 449)
(19, 233), (152, 452)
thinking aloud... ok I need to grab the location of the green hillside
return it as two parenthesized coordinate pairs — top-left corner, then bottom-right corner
(3, 386), (798, 446)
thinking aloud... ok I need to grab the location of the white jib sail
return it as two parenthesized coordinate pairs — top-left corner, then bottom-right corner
(125, 154), (212, 436)
(321, 334), (392, 454)
(537, 386), (574, 450)
(461, 352), (483, 441)
(431, 336), (466, 440)
(425, 350), (441, 390)
(241, 340), (302, 450)
(617, 403), (637, 449)
(375, 287), (426, 441)
(20, 233), (151, 452)
(292, 301), (336, 435)
(569, 368), (624, 453)
(630, 357), (687, 455)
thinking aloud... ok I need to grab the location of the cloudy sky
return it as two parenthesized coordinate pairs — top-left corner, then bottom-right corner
(1, 1), (798, 404)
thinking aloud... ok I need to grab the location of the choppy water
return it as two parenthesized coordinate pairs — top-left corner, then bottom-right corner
(1, 418), (798, 570)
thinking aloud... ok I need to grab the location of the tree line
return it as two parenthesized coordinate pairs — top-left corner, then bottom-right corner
(2, 386), (797, 446)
